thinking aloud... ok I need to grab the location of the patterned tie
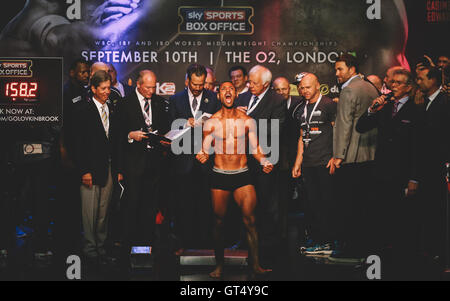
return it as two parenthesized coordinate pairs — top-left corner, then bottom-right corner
(192, 97), (198, 113)
(392, 101), (399, 118)
(248, 95), (259, 111)
(143, 98), (150, 116)
(101, 104), (108, 137)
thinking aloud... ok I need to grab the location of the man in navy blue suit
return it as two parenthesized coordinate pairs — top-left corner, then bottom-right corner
(168, 64), (221, 253)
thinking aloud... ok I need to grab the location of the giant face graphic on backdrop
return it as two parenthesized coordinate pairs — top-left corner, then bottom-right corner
(0, 0), (409, 97)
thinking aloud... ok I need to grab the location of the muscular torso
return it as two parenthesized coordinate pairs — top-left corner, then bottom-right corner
(209, 109), (252, 171)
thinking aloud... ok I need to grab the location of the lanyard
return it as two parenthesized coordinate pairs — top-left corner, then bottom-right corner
(303, 95), (322, 130)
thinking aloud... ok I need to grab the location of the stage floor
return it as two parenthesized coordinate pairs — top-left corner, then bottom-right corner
(0, 224), (448, 281)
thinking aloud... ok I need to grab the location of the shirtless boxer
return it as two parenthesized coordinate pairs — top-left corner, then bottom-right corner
(196, 81), (273, 278)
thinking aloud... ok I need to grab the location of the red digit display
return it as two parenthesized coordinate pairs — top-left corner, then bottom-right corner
(5, 82), (38, 98)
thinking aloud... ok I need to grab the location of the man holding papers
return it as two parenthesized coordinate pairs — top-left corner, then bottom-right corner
(115, 70), (170, 258)
(168, 64), (221, 253)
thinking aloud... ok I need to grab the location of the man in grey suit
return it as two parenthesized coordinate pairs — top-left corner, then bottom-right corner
(332, 54), (378, 258)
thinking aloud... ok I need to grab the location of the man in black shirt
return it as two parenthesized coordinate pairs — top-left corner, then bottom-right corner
(292, 73), (337, 255)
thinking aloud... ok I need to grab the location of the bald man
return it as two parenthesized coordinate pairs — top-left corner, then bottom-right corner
(204, 67), (217, 91)
(272, 76), (302, 238)
(366, 75), (383, 92)
(115, 70), (170, 257)
(292, 73), (337, 255)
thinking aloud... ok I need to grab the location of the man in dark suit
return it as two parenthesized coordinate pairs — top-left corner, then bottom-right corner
(55, 59), (90, 261)
(356, 68), (424, 255)
(273, 76), (302, 239)
(76, 70), (121, 263)
(168, 63), (221, 252)
(332, 54), (378, 257)
(415, 66), (450, 267)
(115, 70), (170, 252)
(234, 65), (286, 262)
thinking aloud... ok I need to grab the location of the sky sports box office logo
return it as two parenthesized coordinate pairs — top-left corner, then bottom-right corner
(178, 6), (254, 35)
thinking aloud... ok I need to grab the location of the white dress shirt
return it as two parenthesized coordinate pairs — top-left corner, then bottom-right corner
(238, 86), (249, 95)
(115, 82), (126, 98)
(136, 88), (152, 126)
(425, 86), (442, 111)
(286, 96), (292, 110)
(341, 75), (359, 90)
(92, 97), (109, 135)
(247, 86), (270, 115)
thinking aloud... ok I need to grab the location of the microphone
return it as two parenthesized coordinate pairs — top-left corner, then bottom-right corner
(371, 92), (394, 111)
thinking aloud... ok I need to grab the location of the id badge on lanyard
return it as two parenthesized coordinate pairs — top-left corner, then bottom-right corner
(302, 96), (321, 149)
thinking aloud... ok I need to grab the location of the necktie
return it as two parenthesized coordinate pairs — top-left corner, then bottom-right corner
(101, 104), (108, 136)
(392, 101), (399, 118)
(143, 98), (152, 129)
(192, 97), (198, 113)
(143, 98), (150, 115)
(248, 95), (259, 111)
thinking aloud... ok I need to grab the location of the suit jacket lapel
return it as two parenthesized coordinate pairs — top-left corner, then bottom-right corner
(199, 92), (209, 113)
(181, 89), (194, 118)
(132, 92), (147, 128)
(393, 98), (411, 121)
(249, 90), (269, 118)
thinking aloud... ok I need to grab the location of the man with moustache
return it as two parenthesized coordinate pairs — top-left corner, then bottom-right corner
(197, 81), (273, 278)
(292, 73), (337, 255)
(332, 54), (378, 258)
(235, 65), (285, 264)
(168, 64), (221, 252)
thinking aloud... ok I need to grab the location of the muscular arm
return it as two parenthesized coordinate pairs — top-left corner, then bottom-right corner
(196, 118), (215, 163)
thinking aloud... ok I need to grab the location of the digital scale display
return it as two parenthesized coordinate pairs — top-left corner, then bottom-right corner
(0, 58), (62, 125)
(4, 81), (39, 101)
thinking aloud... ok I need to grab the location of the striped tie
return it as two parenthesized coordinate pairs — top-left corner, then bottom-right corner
(101, 104), (108, 136)
(144, 98), (150, 115)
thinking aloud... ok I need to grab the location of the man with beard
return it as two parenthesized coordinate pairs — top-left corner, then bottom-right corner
(332, 54), (378, 259)
(168, 64), (221, 253)
(197, 81), (273, 278)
